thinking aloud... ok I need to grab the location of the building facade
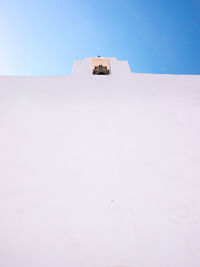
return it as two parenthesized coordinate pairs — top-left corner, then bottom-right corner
(0, 58), (200, 267)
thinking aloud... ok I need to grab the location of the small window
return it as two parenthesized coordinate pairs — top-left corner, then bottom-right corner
(93, 65), (109, 75)
(92, 58), (110, 75)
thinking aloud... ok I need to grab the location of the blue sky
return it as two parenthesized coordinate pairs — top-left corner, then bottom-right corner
(0, 0), (200, 75)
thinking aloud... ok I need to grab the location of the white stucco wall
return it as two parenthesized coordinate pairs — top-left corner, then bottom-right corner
(0, 58), (200, 267)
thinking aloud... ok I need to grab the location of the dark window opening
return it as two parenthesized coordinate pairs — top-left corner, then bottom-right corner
(93, 65), (110, 75)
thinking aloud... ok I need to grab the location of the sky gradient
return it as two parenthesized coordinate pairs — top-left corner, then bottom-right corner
(0, 0), (200, 75)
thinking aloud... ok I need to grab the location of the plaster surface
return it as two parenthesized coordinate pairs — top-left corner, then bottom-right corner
(0, 58), (200, 267)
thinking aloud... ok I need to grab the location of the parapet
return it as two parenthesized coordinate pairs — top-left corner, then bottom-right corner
(72, 57), (131, 77)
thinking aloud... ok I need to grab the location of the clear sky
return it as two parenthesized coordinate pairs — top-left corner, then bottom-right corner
(0, 0), (200, 75)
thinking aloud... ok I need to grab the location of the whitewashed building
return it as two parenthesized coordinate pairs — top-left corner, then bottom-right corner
(0, 57), (200, 267)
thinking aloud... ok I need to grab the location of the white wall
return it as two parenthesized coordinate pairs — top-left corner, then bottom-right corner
(0, 58), (200, 267)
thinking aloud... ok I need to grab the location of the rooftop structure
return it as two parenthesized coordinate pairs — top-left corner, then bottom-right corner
(0, 58), (200, 267)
